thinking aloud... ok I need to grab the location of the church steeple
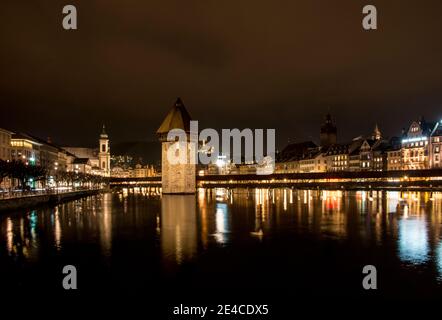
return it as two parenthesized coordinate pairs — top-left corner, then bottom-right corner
(98, 124), (110, 177)
(100, 124), (108, 139)
(372, 124), (381, 140)
(320, 113), (337, 147)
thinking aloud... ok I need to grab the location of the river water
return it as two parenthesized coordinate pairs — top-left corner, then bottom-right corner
(1, 188), (442, 301)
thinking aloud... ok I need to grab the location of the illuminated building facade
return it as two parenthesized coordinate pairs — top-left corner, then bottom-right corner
(326, 144), (350, 171)
(401, 119), (433, 170)
(277, 117), (442, 173)
(277, 121), (402, 173)
(276, 141), (317, 173)
(430, 121), (442, 168)
(37, 140), (60, 175)
(275, 160), (299, 173)
(10, 133), (41, 165)
(371, 140), (391, 171)
(56, 149), (76, 173)
(133, 164), (157, 178)
(348, 151), (361, 171)
(299, 148), (327, 173)
(359, 139), (376, 170)
(0, 128), (13, 189)
(10, 133), (75, 176)
(387, 148), (402, 171)
(348, 139), (365, 171)
(26, 135), (77, 174)
(72, 158), (92, 174)
(0, 128), (12, 161)
(63, 125), (111, 176)
(359, 134), (390, 172)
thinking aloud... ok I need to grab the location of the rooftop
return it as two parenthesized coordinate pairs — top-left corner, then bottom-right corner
(157, 97), (192, 135)
(73, 158), (91, 165)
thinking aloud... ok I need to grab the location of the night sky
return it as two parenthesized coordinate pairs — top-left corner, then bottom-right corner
(1, 0), (442, 149)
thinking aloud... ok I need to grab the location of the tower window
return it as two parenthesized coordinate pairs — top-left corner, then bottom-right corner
(102, 144), (106, 152)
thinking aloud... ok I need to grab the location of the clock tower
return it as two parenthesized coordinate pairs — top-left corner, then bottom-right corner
(98, 124), (111, 177)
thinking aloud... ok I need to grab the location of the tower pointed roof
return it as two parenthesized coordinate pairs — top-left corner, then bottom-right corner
(100, 124), (108, 139)
(372, 123), (381, 140)
(157, 97), (192, 134)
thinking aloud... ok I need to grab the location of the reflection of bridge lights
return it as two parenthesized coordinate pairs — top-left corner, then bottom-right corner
(216, 204), (227, 232)
(283, 189), (287, 211)
(398, 218), (429, 265)
(255, 189), (267, 206)
(387, 191), (401, 213)
(29, 211), (37, 239)
(156, 215), (161, 235)
(255, 189), (261, 205)
(436, 242), (442, 281)
(215, 188), (227, 202)
(322, 191), (342, 210)
(175, 225), (183, 264)
(198, 188), (206, 202)
(54, 208), (61, 250)
(250, 229), (264, 240)
(215, 203), (229, 244)
(6, 218), (13, 255)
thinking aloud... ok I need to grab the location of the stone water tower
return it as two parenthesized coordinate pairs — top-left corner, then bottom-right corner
(157, 98), (196, 194)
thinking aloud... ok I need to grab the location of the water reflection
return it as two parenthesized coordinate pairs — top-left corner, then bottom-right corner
(1, 188), (442, 288)
(195, 188), (442, 279)
(54, 207), (61, 250)
(398, 218), (429, 265)
(6, 217), (13, 254)
(161, 195), (197, 265)
(99, 193), (112, 257)
(437, 242), (442, 281)
(0, 195), (114, 261)
(215, 203), (229, 244)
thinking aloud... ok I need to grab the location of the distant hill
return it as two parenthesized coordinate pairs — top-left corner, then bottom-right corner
(111, 140), (161, 165)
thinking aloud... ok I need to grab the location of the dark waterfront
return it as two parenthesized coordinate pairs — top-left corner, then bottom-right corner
(1, 188), (442, 301)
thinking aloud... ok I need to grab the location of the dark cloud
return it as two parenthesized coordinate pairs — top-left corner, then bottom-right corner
(1, 0), (442, 149)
